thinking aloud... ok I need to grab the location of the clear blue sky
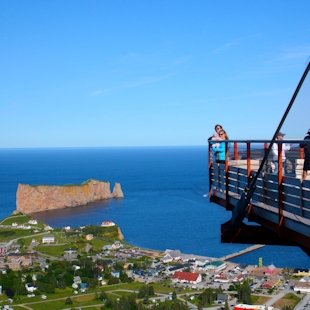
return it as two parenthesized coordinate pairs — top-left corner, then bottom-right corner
(1, 0), (310, 148)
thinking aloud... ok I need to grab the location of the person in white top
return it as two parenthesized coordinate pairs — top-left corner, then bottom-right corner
(271, 132), (293, 175)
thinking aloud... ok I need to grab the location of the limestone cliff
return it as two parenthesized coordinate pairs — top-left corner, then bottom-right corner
(16, 179), (124, 214)
(118, 227), (124, 240)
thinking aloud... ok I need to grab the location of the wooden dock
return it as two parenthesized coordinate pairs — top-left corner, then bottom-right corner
(218, 244), (265, 261)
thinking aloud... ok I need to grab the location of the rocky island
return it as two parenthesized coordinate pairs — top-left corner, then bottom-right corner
(16, 179), (124, 214)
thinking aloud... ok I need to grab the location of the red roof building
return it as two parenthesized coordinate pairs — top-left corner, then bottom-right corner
(232, 274), (245, 283)
(261, 278), (279, 289)
(264, 264), (276, 275)
(172, 271), (202, 284)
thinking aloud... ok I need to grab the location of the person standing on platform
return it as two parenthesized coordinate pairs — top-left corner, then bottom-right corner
(212, 129), (230, 164)
(300, 129), (310, 183)
(271, 132), (293, 175)
(208, 124), (223, 162)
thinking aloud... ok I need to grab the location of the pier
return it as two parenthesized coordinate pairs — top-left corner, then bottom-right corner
(218, 244), (265, 261)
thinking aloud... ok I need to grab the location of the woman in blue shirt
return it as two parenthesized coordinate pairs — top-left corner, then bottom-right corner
(212, 130), (230, 164)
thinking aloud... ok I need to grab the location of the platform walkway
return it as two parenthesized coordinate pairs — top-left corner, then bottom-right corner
(209, 140), (310, 255)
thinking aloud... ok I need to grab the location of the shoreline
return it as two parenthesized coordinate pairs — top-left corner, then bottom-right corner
(0, 213), (294, 269)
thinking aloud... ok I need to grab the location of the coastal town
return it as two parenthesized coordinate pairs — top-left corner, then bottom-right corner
(0, 213), (309, 310)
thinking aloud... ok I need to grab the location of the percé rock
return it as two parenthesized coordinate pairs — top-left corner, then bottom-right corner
(16, 179), (124, 214)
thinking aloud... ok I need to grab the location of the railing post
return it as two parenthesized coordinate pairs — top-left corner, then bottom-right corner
(264, 142), (268, 155)
(208, 142), (213, 197)
(278, 143), (284, 236)
(225, 142), (229, 208)
(234, 143), (238, 160)
(246, 142), (251, 180)
(300, 147), (304, 159)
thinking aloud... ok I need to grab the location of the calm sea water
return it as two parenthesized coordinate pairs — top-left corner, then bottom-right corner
(0, 147), (309, 267)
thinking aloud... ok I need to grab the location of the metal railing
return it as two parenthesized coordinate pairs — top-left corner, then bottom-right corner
(208, 139), (310, 251)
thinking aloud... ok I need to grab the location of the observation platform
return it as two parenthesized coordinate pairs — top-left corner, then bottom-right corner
(208, 139), (310, 256)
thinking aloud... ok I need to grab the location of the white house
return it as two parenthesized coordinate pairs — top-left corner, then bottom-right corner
(64, 248), (77, 254)
(111, 241), (123, 249)
(294, 278), (310, 293)
(72, 283), (78, 289)
(214, 274), (230, 283)
(28, 219), (37, 225)
(101, 221), (115, 227)
(44, 225), (53, 231)
(42, 235), (55, 244)
(162, 250), (182, 263)
(86, 234), (93, 240)
(25, 283), (37, 293)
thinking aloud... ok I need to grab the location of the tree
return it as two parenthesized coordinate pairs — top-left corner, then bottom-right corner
(65, 297), (73, 305)
(114, 261), (124, 272)
(25, 274), (32, 283)
(62, 272), (74, 286)
(100, 291), (107, 300)
(108, 276), (119, 285)
(143, 295), (149, 304)
(238, 282), (252, 305)
(172, 291), (177, 300)
(228, 284), (235, 291)
(224, 301), (229, 310)
(0, 274), (15, 292)
(138, 286), (148, 298)
(17, 238), (25, 249)
(44, 283), (55, 294)
(5, 288), (14, 298)
(14, 283), (28, 296)
(57, 279), (67, 289)
(199, 287), (216, 306)
(197, 302), (203, 310)
(36, 281), (45, 292)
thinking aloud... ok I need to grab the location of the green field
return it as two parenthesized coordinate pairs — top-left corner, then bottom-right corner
(1, 213), (44, 228)
(0, 212), (124, 259)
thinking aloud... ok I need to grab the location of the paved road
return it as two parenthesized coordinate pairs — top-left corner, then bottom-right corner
(264, 288), (310, 310)
(295, 294), (310, 310)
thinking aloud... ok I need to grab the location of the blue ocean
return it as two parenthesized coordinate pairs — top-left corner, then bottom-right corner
(0, 147), (309, 267)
